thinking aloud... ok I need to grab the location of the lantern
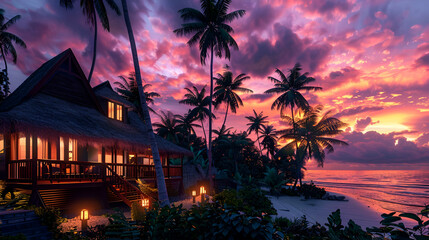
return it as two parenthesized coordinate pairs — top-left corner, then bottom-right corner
(192, 190), (197, 203)
(200, 186), (206, 202)
(141, 198), (150, 209)
(80, 209), (89, 232)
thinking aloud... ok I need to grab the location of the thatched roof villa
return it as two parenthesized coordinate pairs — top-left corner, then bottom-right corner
(0, 48), (191, 211)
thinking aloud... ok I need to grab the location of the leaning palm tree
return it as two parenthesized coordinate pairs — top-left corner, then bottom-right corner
(120, 0), (169, 206)
(60, 0), (120, 83)
(245, 110), (268, 153)
(278, 105), (348, 187)
(179, 86), (214, 143)
(214, 70), (252, 128)
(114, 73), (160, 113)
(258, 124), (278, 159)
(174, 0), (246, 191)
(0, 9), (26, 80)
(153, 111), (181, 144)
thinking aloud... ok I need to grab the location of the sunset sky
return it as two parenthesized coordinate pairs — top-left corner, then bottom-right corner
(3, 0), (429, 170)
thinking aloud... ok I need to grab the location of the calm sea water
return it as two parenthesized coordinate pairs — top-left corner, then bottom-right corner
(305, 170), (429, 214)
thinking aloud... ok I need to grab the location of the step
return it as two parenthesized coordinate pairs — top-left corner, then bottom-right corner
(0, 210), (35, 220)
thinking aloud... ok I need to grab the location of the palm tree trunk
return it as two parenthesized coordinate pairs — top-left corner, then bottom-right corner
(222, 104), (229, 128)
(120, 0), (170, 206)
(87, 11), (97, 83)
(207, 45), (214, 193)
(256, 132), (262, 154)
(200, 119), (207, 146)
(291, 104), (301, 190)
(1, 48), (7, 74)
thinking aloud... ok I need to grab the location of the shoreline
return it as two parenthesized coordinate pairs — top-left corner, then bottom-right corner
(269, 191), (386, 229)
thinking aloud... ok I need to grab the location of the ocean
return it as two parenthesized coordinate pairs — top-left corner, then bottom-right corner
(305, 170), (429, 214)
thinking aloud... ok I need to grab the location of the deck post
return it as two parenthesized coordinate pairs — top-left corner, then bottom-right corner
(167, 155), (170, 178)
(4, 134), (11, 180)
(32, 135), (38, 186)
(101, 147), (106, 182)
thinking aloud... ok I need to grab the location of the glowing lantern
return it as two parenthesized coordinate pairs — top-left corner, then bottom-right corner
(200, 186), (206, 203)
(192, 190), (197, 203)
(80, 209), (89, 232)
(141, 198), (150, 209)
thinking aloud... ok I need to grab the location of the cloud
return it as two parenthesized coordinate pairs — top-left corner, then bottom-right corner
(416, 133), (429, 147)
(232, 23), (332, 77)
(297, 0), (354, 20)
(415, 53), (429, 68)
(328, 131), (429, 164)
(334, 106), (384, 118)
(243, 93), (272, 103)
(354, 117), (378, 132)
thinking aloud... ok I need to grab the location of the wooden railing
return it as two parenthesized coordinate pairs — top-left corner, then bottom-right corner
(7, 160), (182, 182)
(8, 160), (33, 182)
(105, 165), (157, 206)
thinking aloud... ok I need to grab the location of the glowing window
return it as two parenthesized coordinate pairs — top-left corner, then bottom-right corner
(116, 105), (122, 121)
(37, 138), (49, 160)
(18, 133), (26, 160)
(108, 101), (115, 119)
(68, 139), (77, 161)
(0, 134), (3, 155)
(60, 137), (64, 160)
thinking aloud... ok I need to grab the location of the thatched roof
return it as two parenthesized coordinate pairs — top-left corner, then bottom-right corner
(93, 81), (135, 108)
(0, 49), (191, 157)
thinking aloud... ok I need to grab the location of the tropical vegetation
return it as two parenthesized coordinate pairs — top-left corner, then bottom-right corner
(0, 9), (26, 101)
(174, 0), (246, 192)
(60, 0), (121, 83)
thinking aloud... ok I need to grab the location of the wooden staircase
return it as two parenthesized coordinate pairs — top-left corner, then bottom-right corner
(105, 165), (156, 207)
(39, 189), (73, 209)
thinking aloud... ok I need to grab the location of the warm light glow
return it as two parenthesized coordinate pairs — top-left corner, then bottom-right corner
(80, 209), (89, 220)
(117, 104), (123, 121)
(141, 198), (149, 208)
(200, 186), (206, 194)
(108, 101), (114, 119)
(192, 190), (196, 196)
(18, 133), (26, 160)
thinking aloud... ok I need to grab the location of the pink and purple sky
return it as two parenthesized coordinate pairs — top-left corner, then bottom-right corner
(3, 0), (429, 170)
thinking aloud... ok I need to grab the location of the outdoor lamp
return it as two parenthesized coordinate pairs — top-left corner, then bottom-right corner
(141, 198), (149, 209)
(80, 209), (89, 232)
(200, 186), (206, 203)
(192, 190), (197, 203)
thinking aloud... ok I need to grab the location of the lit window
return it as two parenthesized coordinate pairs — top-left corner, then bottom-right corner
(108, 101), (115, 119)
(37, 138), (49, 160)
(68, 139), (77, 161)
(117, 105), (122, 121)
(60, 137), (64, 160)
(108, 101), (123, 121)
(18, 133), (26, 160)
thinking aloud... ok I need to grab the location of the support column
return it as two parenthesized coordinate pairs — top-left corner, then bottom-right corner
(101, 147), (106, 182)
(32, 135), (38, 186)
(167, 155), (170, 178)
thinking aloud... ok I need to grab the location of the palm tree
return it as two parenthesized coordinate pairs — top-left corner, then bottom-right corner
(265, 63), (321, 147)
(278, 105), (348, 187)
(114, 73), (161, 113)
(179, 86), (214, 143)
(213, 125), (232, 139)
(258, 124), (278, 159)
(153, 111), (181, 144)
(245, 110), (268, 153)
(214, 69), (252, 128)
(60, 0), (120, 83)
(0, 9), (26, 80)
(219, 131), (252, 174)
(120, 0), (169, 206)
(174, 0), (246, 191)
(176, 110), (201, 144)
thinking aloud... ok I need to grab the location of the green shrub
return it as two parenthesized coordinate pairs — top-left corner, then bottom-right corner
(131, 201), (146, 222)
(138, 203), (283, 240)
(263, 167), (286, 196)
(274, 216), (328, 240)
(213, 187), (276, 216)
(299, 182), (326, 199)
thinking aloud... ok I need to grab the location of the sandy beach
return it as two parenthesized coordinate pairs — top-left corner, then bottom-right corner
(269, 191), (384, 229)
